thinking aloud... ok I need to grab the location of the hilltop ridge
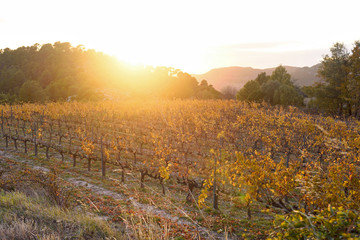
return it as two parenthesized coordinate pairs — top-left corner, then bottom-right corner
(193, 64), (321, 90)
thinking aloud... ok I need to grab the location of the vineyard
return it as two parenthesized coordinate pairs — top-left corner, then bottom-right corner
(1, 100), (360, 239)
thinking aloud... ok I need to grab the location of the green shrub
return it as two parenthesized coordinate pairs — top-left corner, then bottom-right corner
(271, 206), (360, 239)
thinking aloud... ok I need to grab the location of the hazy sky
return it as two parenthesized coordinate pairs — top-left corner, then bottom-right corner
(1, 0), (360, 73)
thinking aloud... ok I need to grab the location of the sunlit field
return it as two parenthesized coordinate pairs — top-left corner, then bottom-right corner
(2, 0), (360, 238)
(1, 100), (359, 239)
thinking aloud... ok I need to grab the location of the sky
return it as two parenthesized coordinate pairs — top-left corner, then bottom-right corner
(1, 0), (360, 74)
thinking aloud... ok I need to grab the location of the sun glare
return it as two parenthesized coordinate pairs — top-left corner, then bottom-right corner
(108, 41), (208, 74)
(2, 0), (360, 74)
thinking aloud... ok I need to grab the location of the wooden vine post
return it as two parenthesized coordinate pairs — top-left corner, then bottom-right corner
(33, 121), (38, 156)
(101, 137), (106, 177)
(73, 153), (77, 167)
(213, 136), (222, 210)
(1, 110), (4, 137)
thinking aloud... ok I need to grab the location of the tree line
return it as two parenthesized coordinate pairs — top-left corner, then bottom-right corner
(2, 40), (360, 118)
(236, 41), (360, 118)
(0, 42), (221, 103)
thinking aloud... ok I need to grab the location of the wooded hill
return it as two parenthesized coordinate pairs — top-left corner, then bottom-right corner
(193, 64), (321, 91)
(0, 42), (222, 103)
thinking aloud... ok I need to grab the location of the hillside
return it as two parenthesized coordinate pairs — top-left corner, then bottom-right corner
(193, 64), (321, 91)
(0, 42), (222, 103)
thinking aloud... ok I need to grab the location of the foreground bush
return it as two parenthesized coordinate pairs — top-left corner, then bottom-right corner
(272, 206), (360, 239)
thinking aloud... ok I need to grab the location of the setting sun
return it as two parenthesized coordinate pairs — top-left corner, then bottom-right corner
(111, 42), (207, 73)
(2, 0), (360, 74)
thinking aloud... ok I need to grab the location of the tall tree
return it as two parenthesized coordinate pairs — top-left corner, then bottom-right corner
(270, 65), (291, 85)
(19, 80), (47, 102)
(255, 72), (270, 85)
(0, 67), (26, 94)
(348, 41), (360, 117)
(237, 80), (262, 102)
(317, 42), (350, 115)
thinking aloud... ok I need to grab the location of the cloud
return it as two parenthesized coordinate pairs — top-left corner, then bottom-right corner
(214, 41), (300, 51)
(200, 47), (330, 72)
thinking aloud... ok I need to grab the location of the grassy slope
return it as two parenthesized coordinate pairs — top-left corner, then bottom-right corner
(0, 191), (121, 240)
(0, 155), (124, 240)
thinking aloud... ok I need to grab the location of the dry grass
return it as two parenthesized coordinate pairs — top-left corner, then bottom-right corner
(0, 190), (123, 239)
(0, 158), (176, 240)
(122, 213), (171, 240)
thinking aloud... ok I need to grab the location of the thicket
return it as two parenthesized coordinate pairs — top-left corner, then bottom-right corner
(237, 66), (304, 107)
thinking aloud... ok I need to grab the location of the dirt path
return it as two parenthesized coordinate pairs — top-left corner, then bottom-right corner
(0, 149), (229, 240)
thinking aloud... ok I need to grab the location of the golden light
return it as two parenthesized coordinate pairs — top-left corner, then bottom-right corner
(2, 0), (360, 74)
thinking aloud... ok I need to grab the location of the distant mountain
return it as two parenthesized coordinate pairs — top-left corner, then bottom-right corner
(193, 64), (321, 91)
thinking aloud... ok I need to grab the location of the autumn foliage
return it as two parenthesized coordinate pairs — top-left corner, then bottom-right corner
(1, 100), (360, 237)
